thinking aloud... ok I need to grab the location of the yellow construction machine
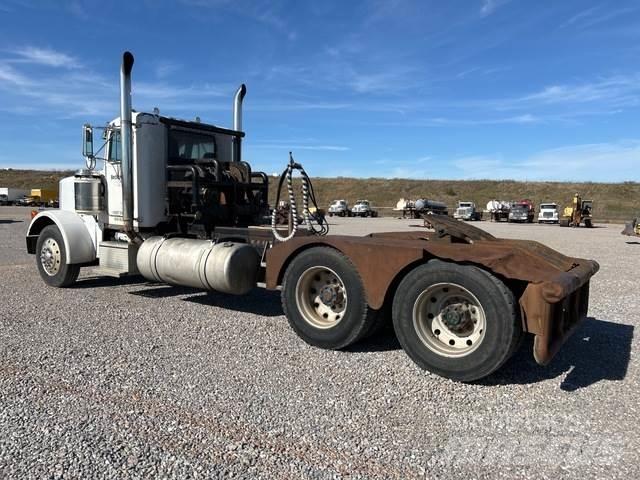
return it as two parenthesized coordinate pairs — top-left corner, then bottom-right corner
(559, 193), (593, 228)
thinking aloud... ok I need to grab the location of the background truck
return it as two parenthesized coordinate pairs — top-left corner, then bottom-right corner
(414, 198), (448, 217)
(508, 200), (534, 223)
(328, 199), (351, 217)
(351, 199), (378, 217)
(25, 188), (58, 207)
(0, 188), (28, 205)
(486, 200), (510, 222)
(454, 201), (482, 221)
(538, 202), (560, 224)
(25, 51), (598, 383)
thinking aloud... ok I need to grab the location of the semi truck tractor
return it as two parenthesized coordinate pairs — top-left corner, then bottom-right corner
(351, 199), (378, 217)
(26, 52), (599, 382)
(327, 200), (351, 217)
(454, 201), (482, 221)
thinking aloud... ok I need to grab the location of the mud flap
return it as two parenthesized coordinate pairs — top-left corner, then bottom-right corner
(520, 273), (594, 365)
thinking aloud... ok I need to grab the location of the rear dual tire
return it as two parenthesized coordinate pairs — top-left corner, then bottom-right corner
(282, 251), (522, 382)
(281, 247), (379, 349)
(392, 260), (522, 382)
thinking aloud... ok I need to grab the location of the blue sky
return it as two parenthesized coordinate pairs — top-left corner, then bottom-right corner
(0, 0), (638, 181)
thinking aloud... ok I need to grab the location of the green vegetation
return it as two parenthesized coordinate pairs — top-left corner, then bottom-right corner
(2, 169), (637, 222)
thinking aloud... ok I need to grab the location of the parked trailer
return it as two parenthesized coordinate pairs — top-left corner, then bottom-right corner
(26, 188), (58, 207)
(0, 187), (28, 205)
(26, 52), (599, 382)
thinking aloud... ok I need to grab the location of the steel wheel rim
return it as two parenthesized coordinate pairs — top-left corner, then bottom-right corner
(295, 266), (348, 329)
(40, 237), (61, 276)
(413, 282), (486, 358)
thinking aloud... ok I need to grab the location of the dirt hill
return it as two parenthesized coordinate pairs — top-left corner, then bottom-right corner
(288, 177), (639, 222)
(2, 169), (637, 222)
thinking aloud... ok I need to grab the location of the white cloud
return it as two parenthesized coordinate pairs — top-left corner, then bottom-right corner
(154, 60), (181, 79)
(560, 6), (638, 30)
(134, 82), (226, 100)
(251, 144), (350, 152)
(0, 48), (235, 119)
(11, 46), (77, 68)
(379, 114), (540, 128)
(560, 5), (602, 28)
(448, 141), (640, 181)
(480, 0), (510, 17)
(519, 75), (640, 106)
(0, 63), (33, 86)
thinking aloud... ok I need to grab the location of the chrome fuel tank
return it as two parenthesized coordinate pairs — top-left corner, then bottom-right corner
(137, 236), (260, 295)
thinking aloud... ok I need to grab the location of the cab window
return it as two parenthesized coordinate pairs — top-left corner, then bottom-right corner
(108, 131), (121, 162)
(168, 130), (216, 164)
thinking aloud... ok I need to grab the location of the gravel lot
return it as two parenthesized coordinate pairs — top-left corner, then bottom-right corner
(1, 206), (639, 479)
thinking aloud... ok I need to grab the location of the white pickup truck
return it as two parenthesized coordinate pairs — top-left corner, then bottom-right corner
(538, 202), (559, 224)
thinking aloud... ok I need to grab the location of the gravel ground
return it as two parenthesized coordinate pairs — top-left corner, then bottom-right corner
(1, 206), (639, 479)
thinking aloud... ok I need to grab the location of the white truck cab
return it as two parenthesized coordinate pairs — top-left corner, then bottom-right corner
(328, 200), (350, 217)
(538, 202), (559, 224)
(351, 199), (377, 217)
(454, 201), (481, 221)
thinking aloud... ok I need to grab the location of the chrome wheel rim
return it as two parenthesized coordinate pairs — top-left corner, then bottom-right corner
(413, 282), (486, 358)
(40, 237), (61, 276)
(295, 266), (347, 329)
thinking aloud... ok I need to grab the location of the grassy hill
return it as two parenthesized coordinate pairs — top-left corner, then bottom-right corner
(2, 169), (637, 222)
(288, 177), (639, 222)
(0, 169), (73, 192)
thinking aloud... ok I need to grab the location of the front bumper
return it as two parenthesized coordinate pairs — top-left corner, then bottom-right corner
(519, 261), (599, 365)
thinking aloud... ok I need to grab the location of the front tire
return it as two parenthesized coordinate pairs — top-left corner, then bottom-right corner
(281, 247), (376, 349)
(392, 260), (522, 382)
(35, 225), (80, 287)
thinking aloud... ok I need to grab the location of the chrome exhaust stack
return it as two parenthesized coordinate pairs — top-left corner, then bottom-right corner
(120, 51), (135, 236)
(233, 83), (246, 131)
(232, 84), (246, 162)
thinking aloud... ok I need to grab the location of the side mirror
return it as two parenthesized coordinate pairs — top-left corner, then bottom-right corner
(82, 124), (94, 159)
